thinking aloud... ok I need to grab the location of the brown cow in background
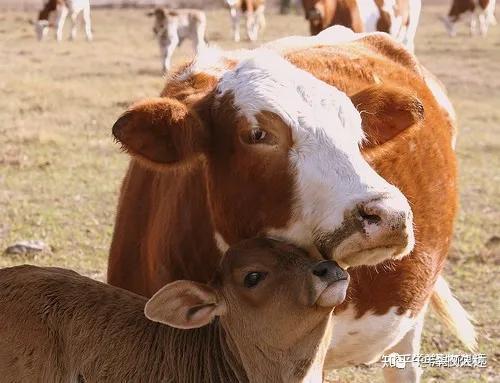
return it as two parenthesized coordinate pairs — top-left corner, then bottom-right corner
(301, 0), (421, 51)
(441, 0), (497, 36)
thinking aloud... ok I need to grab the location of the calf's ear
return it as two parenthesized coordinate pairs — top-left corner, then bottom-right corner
(112, 97), (208, 167)
(350, 84), (424, 147)
(145, 280), (226, 329)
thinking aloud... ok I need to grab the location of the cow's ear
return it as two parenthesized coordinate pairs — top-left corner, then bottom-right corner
(112, 97), (208, 167)
(350, 84), (424, 147)
(145, 280), (226, 329)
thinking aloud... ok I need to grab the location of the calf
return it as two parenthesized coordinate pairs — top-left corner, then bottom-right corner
(226, 0), (266, 42)
(441, 0), (497, 36)
(0, 238), (349, 383)
(302, 0), (421, 51)
(148, 8), (207, 72)
(35, 0), (92, 41)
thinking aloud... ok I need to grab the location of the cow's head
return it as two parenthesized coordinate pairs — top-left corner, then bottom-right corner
(113, 50), (420, 268)
(302, 0), (331, 34)
(148, 8), (167, 36)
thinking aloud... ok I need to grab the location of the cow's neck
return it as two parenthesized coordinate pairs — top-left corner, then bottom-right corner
(222, 315), (333, 383)
(153, 319), (247, 382)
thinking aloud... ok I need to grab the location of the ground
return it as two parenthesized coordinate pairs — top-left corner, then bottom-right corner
(0, 4), (498, 382)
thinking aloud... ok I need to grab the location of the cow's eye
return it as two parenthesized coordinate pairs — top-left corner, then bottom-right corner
(244, 272), (267, 288)
(249, 129), (267, 143)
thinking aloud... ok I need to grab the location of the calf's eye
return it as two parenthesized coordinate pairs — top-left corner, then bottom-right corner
(244, 272), (267, 288)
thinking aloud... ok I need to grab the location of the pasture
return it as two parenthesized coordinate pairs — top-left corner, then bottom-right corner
(0, 4), (498, 382)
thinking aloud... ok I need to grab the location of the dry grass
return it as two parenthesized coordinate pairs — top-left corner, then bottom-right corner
(0, 5), (498, 382)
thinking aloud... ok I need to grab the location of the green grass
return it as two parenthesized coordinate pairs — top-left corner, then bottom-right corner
(0, 5), (498, 382)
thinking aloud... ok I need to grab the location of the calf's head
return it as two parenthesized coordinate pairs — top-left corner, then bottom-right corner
(145, 237), (348, 360)
(113, 50), (420, 267)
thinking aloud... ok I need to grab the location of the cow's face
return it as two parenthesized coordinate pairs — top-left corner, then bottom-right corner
(149, 8), (169, 40)
(113, 51), (420, 268)
(303, 0), (324, 28)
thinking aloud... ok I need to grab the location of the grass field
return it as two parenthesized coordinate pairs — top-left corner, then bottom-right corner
(0, 4), (498, 382)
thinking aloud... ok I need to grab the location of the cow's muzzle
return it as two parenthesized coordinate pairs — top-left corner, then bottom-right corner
(315, 192), (415, 268)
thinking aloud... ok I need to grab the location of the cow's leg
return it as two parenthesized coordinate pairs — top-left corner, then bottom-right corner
(246, 5), (265, 42)
(193, 23), (206, 54)
(470, 11), (478, 36)
(55, 6), (69, 41)
(83, 5), (93, 41)
(382, 308), (426, 383)
(230, 6), (241, 42)
(478, 11), (488, 36)
(441, 15), (457, 37)
(403, 0), (421, 52)
(162, 34), (179, 72)
(69, 12), (78, 40)
(246, 12), (256, 41)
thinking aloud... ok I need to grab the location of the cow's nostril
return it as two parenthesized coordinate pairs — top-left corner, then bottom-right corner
(357, 206), (382, 225)
(313, 265), (328, 277)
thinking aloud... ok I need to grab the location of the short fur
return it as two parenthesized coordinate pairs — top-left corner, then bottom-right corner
(0, 238), (348, 383)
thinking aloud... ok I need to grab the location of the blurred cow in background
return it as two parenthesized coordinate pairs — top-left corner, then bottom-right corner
(226, 0), (266, 42)
(301, 0), (421, 51)
(441, 0), (497, 36)
(148, 8), (207, 72)
(35, 0), (92, 41)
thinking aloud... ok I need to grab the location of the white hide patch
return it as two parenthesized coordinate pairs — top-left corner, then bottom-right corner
(214, 231), (230, 253)
(357, 0), (381, 32)
(325, 306), (418, 368)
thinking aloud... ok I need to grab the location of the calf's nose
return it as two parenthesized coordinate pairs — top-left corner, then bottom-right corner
(312, 261), (348, 283)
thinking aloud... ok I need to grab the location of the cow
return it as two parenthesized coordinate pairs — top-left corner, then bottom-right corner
(301, 0), (421, 51)
(35, 0), (92, 42)
(226, 0), (266, 42)
(108, 27), (475, 382)
(0, 238), (349, 383)
(148, 8), (207, 72)
(441, 0), (497, 36)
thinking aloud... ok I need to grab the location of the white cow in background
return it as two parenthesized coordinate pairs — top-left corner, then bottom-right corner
(225, 0), (266, 42)
(149, 8), (207, 72)
(35, 0), (92, 41)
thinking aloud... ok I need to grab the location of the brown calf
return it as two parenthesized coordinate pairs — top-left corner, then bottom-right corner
(0, 238), (348, 383)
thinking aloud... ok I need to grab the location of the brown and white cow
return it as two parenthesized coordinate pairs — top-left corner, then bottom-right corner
(35, 0), (92, 41)
(148, 8), (207, 72)
(302, 0), (421, 51)
(441, 0), (497, 36)
(226, 0), (266, 42)
(109, 27), (475, 382)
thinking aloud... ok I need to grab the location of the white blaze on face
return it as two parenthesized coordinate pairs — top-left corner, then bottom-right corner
(216, 50), (408, 256)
